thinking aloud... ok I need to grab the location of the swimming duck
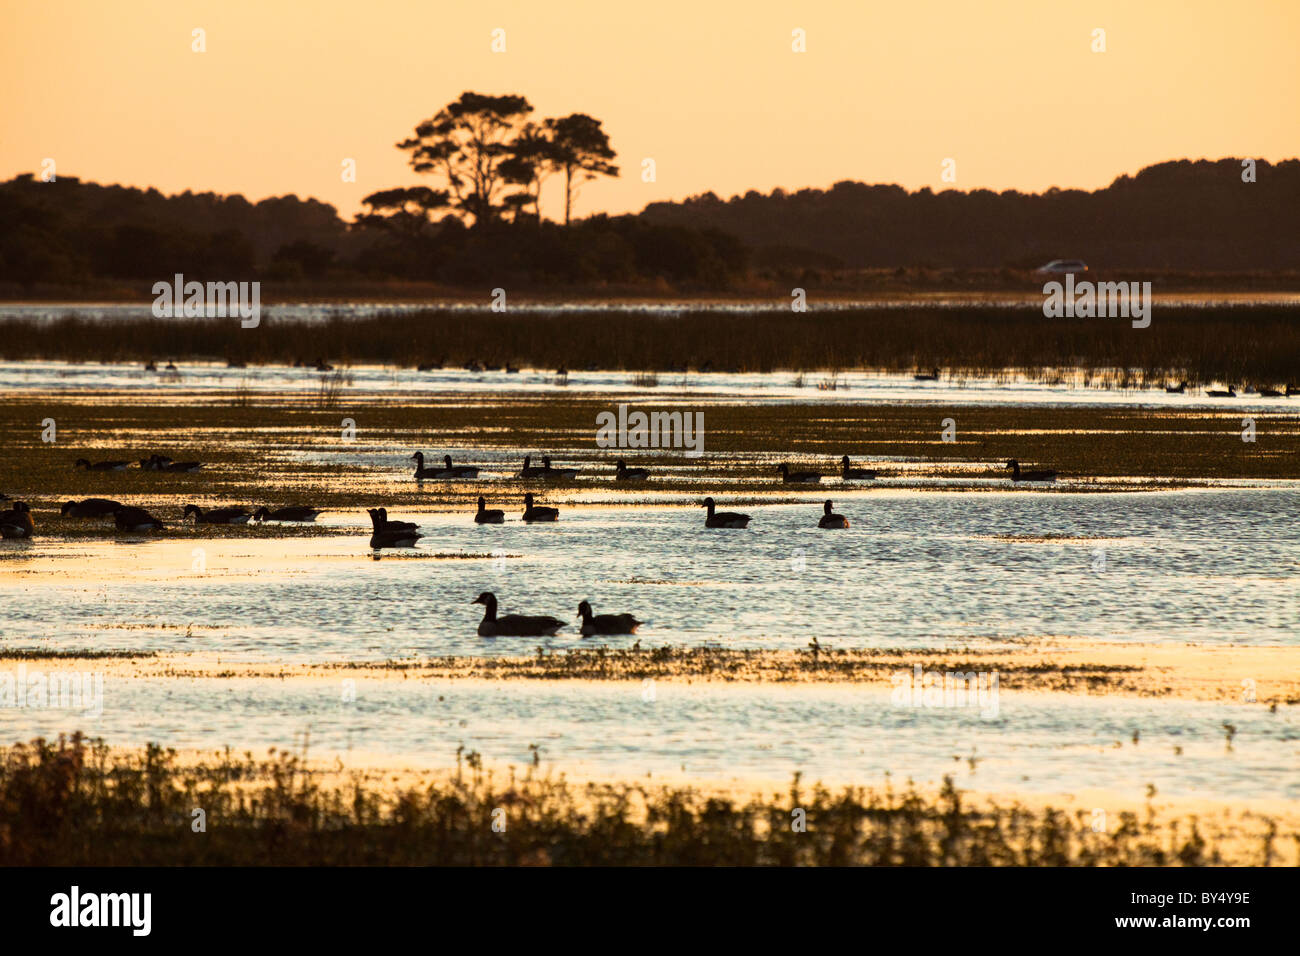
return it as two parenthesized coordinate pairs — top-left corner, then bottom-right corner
(409, 451), (443, 480)
(138, 455), (174, 471)
(474, 496), (505, 524)
(113, 505), (164, 532)
(1205, 386), (1237, 397)
(61, 498), (123, 518)
(840, 456), (876, 480)
(473, 591), (565, 637)
(522, 493), (559, 522)
(1005, 459), (1056, 482)
(818, 500), (849, 529)
(778, 463), (822, 484)
(184, 505), (252, 524)
(914, 367), (940, 381)
(516, 455), (546, 479)
(541, 456), (578, 480)
(615, 459), (651, 481)
(577, 600), (641, 636)
(0, 502), (34, 539)
(253, 505), (323, 522)
(438, 455), (479, 479)
(1256, 385), (1284, 397)
(74, 458), (129, 471)
(703, 496), (751, 528)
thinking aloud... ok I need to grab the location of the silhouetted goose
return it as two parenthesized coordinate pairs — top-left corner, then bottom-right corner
(522, 493), (559, 522)
(1256, 385), (1284, 397)
(840, 456), (877, 480)
(1205, 386), (1237, 397)
(113, 505), (163, 532)
(409, 451), (442, 480)
(184, 504), (251, 524)
(615, 459), (651, 481)
(703, 496), (751, 528)
(439, 455), (479, 479)
(541, 456), (578, 480)
(473, 591), (565, 637)
(144, 360), (157, 372)
(370, 526), (422, 549)
(914, 367), (940, 381)
(61, 498), (123, 518)
(517, 455), (546, 479)
(369, 508), (419, 533)
(777, 463), (822, 484)
(577, 600), (641, 636)
(74, 458), (129, 471)
(474, 496), (505, 524)
(253, 505), (322, 522)
(818, 500), (849, 529)
(1165, 381), (1187, 393)
(1005, 459), (1056, 482)
(0, 502), (34, 539)
(140, 454), (200, 472)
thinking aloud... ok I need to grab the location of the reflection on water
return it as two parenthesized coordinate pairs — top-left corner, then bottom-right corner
(3, 489), (1297, 657)
(0, 677), (1294, 801)
(2, 487), (1296, 798)
(1, 359), (1296, 408)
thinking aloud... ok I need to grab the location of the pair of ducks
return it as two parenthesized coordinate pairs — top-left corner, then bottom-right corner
(472, 592), (640, 637)
(180, 505), (324, 525)
(73, 455), (203, 472)
(53, 498), (163, 531)
(699, 498), (849, 529)
(367, 507), (422, 549)
(778, 457), (878, 483)
(474, 495), (558, 524)
(517, 456), (579, 480)
(411, 452), (478, 480)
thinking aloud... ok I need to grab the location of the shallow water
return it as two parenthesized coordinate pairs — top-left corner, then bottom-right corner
(0, 359), (1292, 409)
(3, 489), (1297, 657)
(0, 672), (1294, 800)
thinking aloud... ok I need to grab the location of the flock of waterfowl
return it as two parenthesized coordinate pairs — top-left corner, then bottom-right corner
(0, 448), (1062, 635)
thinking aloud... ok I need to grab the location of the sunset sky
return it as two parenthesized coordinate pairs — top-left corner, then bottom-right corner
(3, 0), (1297, 220)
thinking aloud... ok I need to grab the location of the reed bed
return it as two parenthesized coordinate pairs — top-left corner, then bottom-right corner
(1, 734), (1280, 866)
(2, 305), (1299, 385)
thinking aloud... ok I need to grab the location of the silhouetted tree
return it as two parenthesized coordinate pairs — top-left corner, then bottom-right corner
(544, 113), (619, 225)
(397, 92), (534, 225)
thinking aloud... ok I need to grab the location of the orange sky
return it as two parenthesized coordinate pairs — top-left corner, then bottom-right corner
(2, 0), (1297, 220)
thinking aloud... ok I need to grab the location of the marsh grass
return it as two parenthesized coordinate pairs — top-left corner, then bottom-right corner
(3, 305), (1300, 385)
(0, 734), (1274, 866)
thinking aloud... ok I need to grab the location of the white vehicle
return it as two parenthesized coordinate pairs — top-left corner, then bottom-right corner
(1035, 259), (1089, 275)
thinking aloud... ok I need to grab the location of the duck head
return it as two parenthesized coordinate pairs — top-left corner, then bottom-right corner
(252, 507), (270, 521)
(524, 493), (535, 507)
(410, 451), (425, 464)
(60, 501), (76, 516)
(444, 455), (454, 468)
(824, 500), (834, 514)
(74, 458), (91, 469)
(477, 496), (487, 510)
(577, 600), (594, 621)
(183, 504), (203, 521)
(702, 496), (716, 513)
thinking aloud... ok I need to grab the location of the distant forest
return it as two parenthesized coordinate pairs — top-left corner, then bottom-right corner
(1, 155), (1295, 294)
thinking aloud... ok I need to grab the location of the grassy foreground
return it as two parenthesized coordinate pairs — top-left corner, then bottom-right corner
(0, 734), (1285, 866)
